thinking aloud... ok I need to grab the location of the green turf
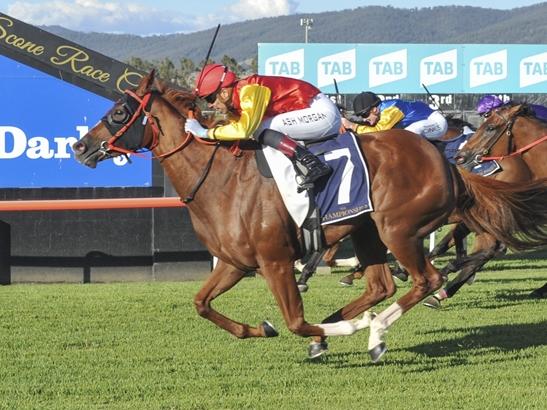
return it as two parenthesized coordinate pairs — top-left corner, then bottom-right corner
(0, 258), (545, 410)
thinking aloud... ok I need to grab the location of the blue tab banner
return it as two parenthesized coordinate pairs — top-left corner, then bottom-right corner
(258, 43), (547, 94)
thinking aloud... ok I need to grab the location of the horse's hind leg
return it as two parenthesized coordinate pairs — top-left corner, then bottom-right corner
(194, 259), (277, 338)
(322, 220), (394, 323)
(311, 219), (395, 353)
(432, 223), (472, 277)
(425, 233), (505, 308)
(368, 235), (444, 362)
(428, 225), (456, 259)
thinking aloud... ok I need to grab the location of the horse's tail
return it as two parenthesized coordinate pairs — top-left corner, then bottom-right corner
(456, 170), (547, 250)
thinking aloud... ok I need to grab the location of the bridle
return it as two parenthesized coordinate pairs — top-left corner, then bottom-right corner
(99, 90), (161, 159)
(98, 88), (240, 203)
(98, 89), (220, 161)
(456, 105), (547, 169)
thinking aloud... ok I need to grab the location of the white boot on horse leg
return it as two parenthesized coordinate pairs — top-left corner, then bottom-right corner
(368, 302), (403, 363)
(350, 310), (376, 330)
(308, 314), (372, 359)
(315, 320), (358, 336)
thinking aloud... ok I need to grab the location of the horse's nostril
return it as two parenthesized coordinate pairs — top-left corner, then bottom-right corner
(72, 141), (87, 154)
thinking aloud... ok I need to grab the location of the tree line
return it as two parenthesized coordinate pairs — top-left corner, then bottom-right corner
(127, 55), (258, 90)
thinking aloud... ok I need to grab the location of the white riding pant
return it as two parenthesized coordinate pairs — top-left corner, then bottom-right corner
(255, 93), (341, 142)
(404, 110), (447, 140)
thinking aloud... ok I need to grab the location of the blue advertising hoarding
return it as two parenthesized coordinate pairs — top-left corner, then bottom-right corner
(0, 55), (151, 188)
(258, 43), (547, 94)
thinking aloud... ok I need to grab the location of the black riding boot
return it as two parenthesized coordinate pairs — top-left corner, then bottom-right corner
(258, 129), (331, 189)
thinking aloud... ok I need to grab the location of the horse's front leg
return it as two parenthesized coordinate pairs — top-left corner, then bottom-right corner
(194, 259), (277, 339)
(261, 262), (360, 357)
(367, 238), (444, 363)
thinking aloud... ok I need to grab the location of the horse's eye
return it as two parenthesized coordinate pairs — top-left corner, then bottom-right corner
(110, 108), (128, 123)
(486, 125), (496, 132)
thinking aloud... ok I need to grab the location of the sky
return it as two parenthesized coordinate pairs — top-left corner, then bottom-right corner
(0, 0), (545, 35)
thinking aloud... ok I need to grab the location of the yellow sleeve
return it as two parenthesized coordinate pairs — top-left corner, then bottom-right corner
(354, 106), (404, 134)
(207, 84), (271, 141)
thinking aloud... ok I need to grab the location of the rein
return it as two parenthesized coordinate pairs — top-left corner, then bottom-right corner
(481, 134), (547, 161)
(154, 111), (219, 160)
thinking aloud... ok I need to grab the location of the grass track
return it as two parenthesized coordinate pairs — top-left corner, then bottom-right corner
(0, 259), (545, 410)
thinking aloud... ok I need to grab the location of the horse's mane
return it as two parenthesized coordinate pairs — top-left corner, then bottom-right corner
(158, 83), (227, 129)
(499, 101), (546, 124)
(159, 85), (198, 115)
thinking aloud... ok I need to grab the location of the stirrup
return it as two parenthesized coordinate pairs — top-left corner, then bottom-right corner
(300, 194), (324, 259)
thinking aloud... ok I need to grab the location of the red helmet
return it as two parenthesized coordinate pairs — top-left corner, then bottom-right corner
(194, 64), (237, 98)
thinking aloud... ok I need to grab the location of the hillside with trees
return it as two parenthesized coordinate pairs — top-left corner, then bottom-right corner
(41, 3), (547, 88)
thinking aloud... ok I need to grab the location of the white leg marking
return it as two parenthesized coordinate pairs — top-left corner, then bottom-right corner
(316, 320), (357, 336)
(368, 303), (403, 350)
(350, 310), (375, 330)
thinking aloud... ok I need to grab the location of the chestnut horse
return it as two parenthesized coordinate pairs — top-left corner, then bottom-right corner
(72, 72), (547, 362)
(423, 103), (547, 307)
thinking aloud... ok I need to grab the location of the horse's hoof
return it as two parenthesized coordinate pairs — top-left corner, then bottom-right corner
(262, 321), (279, 337)
(297, 282), (309, 293)
(339, 275), (354, 287)
(308, 341), (328, 359)
(423, 295), (442, 310)
(529, 289), (547, 299)
(369, 342), (387, 363)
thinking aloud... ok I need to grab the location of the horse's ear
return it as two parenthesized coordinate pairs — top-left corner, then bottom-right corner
(506, 103), (522, 117)
(153, 75), (166, 94)
(136, 69), (156, 96)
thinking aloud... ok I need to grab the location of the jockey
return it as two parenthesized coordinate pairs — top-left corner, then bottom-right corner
(342, 91), (448, 140)
(476, 94), (547, 121)
(185, 64), (341, 190)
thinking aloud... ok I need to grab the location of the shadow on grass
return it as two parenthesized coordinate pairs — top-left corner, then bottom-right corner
(410, 321), (547, 357)
(481, 262), (547, 272)
(471, 277), (546, 284)
(313, 321), (546, 369)
(439, 288), (544, 310)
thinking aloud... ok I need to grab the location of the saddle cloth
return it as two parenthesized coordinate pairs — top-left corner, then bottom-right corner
(262, 131), (373, 227)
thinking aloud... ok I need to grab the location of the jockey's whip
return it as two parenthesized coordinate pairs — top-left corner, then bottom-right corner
(422, 83), (446, 116)
(203, 24), (221, 65)
(333, 78), (346, 112)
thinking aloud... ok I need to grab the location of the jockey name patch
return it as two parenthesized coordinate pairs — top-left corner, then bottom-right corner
(309, 132), (373, 225)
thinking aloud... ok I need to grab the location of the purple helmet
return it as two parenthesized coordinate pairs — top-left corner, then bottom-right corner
(476, 95), (503, 115)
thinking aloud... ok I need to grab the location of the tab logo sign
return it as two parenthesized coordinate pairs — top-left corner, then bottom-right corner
(317, 49), (356, 87)
(520, 51), (547, 88)
(264, 49), (304, 79)
(420, 49), (458, 86)
(369, 49), (407, 87)
(469, 50), (507, 88)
